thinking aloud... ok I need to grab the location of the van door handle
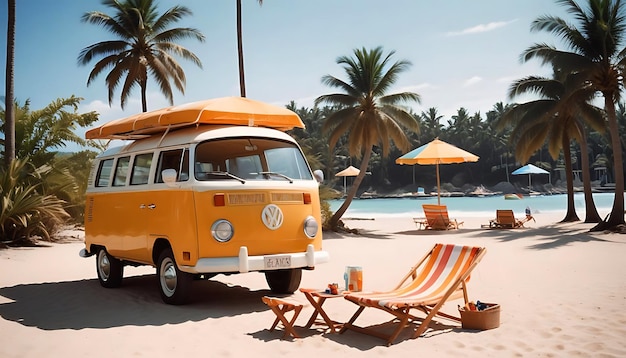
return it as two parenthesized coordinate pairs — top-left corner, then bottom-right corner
(148, 204), (156, 209)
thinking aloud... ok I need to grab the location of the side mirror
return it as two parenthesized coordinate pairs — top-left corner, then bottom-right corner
(162, 169), (178, 187)
(313, 169), (324, 183)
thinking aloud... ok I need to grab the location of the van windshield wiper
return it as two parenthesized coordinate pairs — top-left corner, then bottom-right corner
(259, 171), (294, 183)
(205, 171), (246, 184)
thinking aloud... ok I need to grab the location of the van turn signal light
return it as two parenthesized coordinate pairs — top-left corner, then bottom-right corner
(214, 194), (225, 206)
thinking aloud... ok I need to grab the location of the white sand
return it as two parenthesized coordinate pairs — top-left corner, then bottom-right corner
(1, 212), (625, 357)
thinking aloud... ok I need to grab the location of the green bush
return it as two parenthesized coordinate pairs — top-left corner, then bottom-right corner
(54, 150), (98, 223)
(0, 158), (70, 244)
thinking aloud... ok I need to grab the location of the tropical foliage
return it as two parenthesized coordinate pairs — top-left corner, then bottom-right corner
(315, 46), (421, 230)
(499, 67), (605, 223)
(1, 96), (99, 167)
(521, 0), (626, 230)
(0, 158), (70, 244)
(78, 0), (205, 112)
(0, 97), (100, 243)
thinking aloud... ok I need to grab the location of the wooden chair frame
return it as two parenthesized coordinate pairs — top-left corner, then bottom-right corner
(488, 209), (535, 229)
(340, 244), (486, 345)
(419, 204), (463, 230)
(262, 296), (304, 339)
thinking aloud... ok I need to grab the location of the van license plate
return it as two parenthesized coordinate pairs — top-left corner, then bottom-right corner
(264, 255), (291, 269)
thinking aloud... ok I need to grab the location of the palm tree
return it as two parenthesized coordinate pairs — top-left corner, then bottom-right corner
(236, 0), (263, 97)
(78, 0), (205, 112)
(420, 107), (444, 141)
(1, 97), (99, 168)
(500, 68), (604, 222)
(524, 0), (626, 229)
(3, 0), (16, 166)
(485, 103), (515, 181)
(447, 108), (470, 143)
(315, 47), (420, 230)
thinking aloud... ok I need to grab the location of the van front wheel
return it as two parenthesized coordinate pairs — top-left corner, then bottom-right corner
(157, 249), (192, 305)
(96, 248), (123, 288)
(265, 268), (302, 294)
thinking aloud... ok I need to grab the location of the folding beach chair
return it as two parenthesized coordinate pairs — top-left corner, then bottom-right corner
(262, 296), (305, 339)
(487, 210), (534, 229)
(340, 243), (487, 345)
(418, 204), (463, 230)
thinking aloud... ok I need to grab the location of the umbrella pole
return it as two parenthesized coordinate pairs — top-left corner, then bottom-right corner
(436, 162), (441, 205)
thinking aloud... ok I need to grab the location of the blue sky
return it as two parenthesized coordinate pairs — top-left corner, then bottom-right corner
(0, 0), (567, 149)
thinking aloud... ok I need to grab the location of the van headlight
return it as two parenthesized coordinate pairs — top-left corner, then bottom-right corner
(303, 216), (318, 238)
(211, 219), (234, 242)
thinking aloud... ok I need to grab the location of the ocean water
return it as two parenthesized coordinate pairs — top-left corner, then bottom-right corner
(329, 192), (623, 219)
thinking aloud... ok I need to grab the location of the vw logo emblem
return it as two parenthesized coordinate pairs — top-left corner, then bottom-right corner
(261, 204), (283, 230)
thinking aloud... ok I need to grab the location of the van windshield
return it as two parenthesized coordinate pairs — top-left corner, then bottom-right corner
(194, 138), (313, 181)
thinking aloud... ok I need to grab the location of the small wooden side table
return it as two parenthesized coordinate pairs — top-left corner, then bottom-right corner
(299, 288), (345, 333)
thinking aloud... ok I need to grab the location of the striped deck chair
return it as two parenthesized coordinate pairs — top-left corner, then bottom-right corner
(421, 204), (463, 230)
(340, 243), (487, 345)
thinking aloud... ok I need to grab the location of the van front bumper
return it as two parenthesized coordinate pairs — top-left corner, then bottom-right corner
(179, 244), (330, 274)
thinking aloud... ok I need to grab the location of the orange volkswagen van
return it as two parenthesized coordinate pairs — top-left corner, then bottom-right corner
(80, 97), (329, 304)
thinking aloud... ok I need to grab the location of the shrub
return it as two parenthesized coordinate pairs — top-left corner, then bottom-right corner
(0, 158), (69, 244)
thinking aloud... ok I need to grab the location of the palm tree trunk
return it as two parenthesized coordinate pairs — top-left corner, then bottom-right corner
(329, 146), (372, 230)
(604, 97), (624, 226)
(576, 122), (601, 222)
(591, 96), (625, 231)
(140, 80), (147, 112)
(236, 0), (246, 98)
(4, 0), (16, 166)
(561, 135), (580, 222)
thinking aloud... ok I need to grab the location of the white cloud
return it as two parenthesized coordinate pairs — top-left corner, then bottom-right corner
(79, 99), (125, 124)
(446, 20), (517, 36)
(464, 76), (483, 87)
(496, 75), (519, 84)
(80, 99), (110, 113)
(280, 94), (317, 108)
(398, 82), (434, 93)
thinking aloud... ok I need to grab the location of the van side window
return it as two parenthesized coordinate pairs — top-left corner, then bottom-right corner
(156, 149), (189, 183)
(130, 153), (153, 185)
(95, 159), (114, 187)
(113, 156), (130, 186)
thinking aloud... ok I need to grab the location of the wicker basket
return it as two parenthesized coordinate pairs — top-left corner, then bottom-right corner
(458, 303), (500, 330)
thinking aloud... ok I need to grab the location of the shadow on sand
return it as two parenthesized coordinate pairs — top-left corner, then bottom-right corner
(249, 315), (471, 349)
(0, 274), (273, 330)
(331, 221), (622, 251)
(464, 222), (620, 250)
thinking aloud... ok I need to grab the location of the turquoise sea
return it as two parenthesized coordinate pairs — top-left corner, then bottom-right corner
(329, 192), (623, 219)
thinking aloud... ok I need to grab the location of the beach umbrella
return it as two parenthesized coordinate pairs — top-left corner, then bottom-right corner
(336, 166), (360, 194)
(511, 164), (549, 189)
(396, 138), (479, 205)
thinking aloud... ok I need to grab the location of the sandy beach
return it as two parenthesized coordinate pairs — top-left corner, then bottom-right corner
(1, 212), (625, 357)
